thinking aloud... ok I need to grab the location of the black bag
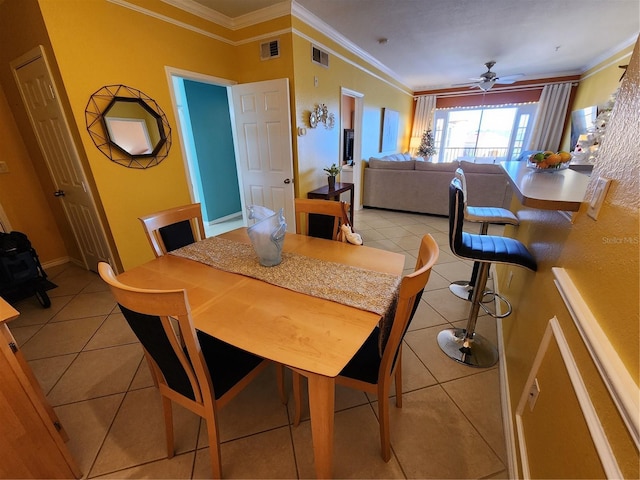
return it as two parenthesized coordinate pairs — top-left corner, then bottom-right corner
(0, 231), (32, 257)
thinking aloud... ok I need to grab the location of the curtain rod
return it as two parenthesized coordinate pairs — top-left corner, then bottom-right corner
(414, 81), (579, 99)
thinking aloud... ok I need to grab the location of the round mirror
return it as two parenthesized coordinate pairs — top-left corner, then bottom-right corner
(85, 85), (171, 169)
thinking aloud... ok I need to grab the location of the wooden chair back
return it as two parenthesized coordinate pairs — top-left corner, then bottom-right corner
(380, 234), (439, 378)
(139, 203), (206, 257)
(294, 198), (350, 241)
(98, 262), (267, 478)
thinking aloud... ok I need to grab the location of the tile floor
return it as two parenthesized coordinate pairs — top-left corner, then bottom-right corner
(8, 208), (509, 479)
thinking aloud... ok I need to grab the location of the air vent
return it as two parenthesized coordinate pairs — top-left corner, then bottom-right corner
(312, 45), (329, 67)
(260, 40), (280, 60)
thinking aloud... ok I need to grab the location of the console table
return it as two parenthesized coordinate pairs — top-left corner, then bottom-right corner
(307, 182), (355, 228)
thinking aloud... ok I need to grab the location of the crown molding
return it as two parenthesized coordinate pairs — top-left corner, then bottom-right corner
(291, 1), (407, 90)
(161, 0), (291, 30)
(108, 0), (233, 44)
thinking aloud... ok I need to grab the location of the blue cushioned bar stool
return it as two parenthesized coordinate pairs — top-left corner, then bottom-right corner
(449, 168), (520, 301)
(438, 177), (537, 367)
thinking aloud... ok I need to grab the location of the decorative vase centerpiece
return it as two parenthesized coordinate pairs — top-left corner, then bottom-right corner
(323, 163), (341, 190)
(247, 205), (287, 266)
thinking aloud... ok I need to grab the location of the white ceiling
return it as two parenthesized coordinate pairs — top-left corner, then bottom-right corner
(184, 0), (639, 91)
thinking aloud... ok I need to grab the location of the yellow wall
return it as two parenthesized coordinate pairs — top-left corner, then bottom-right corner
(291, 18), (414, 199)
(0, 0), (83, 264)
(0, 82), (67, 261)
(559, 43), (635, 151)
(499, 37), (639, 477)
(33, 0), (295, 269)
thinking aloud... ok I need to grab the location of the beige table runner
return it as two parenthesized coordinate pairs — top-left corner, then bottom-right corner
(170, 236), (401, 352)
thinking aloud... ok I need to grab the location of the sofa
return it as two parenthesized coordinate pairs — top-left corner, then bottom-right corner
(362, 153), (513, 216)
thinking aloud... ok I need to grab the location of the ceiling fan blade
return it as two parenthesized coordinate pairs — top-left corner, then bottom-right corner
(452, 81), (479, 87)
(495, 74), (524, 84)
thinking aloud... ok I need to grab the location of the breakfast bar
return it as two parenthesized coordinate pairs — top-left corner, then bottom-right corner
(500, 161), (590, 211)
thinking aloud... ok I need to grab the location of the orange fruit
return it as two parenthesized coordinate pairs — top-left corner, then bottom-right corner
(546, 153), (562, 165)
(537, 161), (548, 169)
(558, 151), (572, 163)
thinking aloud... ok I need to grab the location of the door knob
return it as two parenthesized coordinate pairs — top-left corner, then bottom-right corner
(283, 178), (291, 184)
(54, 190), (65, 197)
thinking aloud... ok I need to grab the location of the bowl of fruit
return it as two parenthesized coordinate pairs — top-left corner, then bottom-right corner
(527, 151), (572, 172)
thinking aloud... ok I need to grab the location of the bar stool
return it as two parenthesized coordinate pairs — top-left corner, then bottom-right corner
(438, 177), (537, 367)
(449, 168), (520, 301)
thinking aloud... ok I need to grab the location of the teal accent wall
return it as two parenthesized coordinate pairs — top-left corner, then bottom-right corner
(183, 80), (241, 223)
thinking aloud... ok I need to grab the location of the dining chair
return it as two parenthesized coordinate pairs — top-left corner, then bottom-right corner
(294, 198), (350, 241)
(139, 203), (288, 404)
(138, 203), (206, 258)
(98, 262), (269, 479)
(292, 234), (440, 461)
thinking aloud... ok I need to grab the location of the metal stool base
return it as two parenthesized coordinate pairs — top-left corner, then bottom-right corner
(437, 328), (498, 368)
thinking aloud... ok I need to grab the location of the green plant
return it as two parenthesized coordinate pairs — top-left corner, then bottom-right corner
(323, 163), (341, 176)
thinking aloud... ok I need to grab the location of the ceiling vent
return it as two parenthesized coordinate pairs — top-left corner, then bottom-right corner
(312, 45), (329, 68)
(260, 40), (280, 60)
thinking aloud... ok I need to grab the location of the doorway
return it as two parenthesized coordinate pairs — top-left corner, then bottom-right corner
(11, 46), (116, 272)
(166, 68), (295, 234)
(340, 88), (364, 210)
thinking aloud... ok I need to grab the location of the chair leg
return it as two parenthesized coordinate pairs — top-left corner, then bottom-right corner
(292, 371), (303, 426)
(276, 363), (288, 405)
(394, 347), (403, 408)
(203, 411), (223, 479)
(161, 396), (174, 459)
(377, 382), (391, 462)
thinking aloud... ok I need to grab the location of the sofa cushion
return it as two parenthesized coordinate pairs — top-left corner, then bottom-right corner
(458, 160), (503, 174)
(414, 161), (458, 172)
(379, 153), (412, 162)
(369, 158), (415, 170)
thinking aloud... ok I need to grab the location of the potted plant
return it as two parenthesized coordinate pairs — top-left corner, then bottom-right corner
(323, 163), (341, 190)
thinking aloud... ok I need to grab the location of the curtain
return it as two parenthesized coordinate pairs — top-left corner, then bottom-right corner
(410, 95), (436, 154)
(528, 82), (572, 151)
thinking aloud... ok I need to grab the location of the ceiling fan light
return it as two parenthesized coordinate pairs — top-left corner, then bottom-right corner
(479, 79), (496, 91)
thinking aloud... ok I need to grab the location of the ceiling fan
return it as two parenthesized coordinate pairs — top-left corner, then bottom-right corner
(454, 61), (523, 91)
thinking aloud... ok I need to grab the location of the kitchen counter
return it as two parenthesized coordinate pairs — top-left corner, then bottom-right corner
(500, 161), (590, 211)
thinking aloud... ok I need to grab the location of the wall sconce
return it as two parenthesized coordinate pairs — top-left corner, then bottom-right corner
(309, 104), (335, 129)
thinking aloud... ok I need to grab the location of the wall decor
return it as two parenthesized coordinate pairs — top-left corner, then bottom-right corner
(85, 84), (172, 169)
(309, 103), (335, 129)
(380, 108), (399, 152)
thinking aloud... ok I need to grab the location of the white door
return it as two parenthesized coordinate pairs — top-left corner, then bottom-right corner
(230, 78), (295, 230)
(12, 46), (114, 272)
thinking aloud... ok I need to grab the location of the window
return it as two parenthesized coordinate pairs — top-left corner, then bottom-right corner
(432, 103), (537, 163)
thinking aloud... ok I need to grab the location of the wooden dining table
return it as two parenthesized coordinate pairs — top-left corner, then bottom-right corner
(117, 228), (405, 478)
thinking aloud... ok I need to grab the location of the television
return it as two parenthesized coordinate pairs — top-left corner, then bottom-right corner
(343, 129), (354, 162)
(570, 106), (597, 151)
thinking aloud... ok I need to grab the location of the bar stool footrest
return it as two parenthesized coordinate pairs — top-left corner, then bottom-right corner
(480, 293), (512, 318)
(437, 328), (498, 368)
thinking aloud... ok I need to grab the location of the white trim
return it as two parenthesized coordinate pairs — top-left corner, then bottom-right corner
(493, 265), (518, 479)
(515, 317), (622, 479)
(582, 35), (637, 74)
(107, 0), (234, 45)
(41, 257), (74, 270)
(291, 2), (409, 91)
(109, 0), (412, 97)
(0, 201), (12, 233)
(292, 28), (413, 97)
(580, 50), (633, 82)
(552, 267), (639, 449)
(161, 0), (291, 30)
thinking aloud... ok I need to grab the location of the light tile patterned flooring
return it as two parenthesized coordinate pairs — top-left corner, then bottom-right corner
(8, 208), (509, 479)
